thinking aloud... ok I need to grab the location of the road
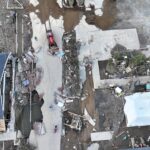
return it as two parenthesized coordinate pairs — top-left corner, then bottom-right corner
(29, 12), (62, 150)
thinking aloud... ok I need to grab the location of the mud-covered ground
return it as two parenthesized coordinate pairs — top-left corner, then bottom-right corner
(28, 0), (117, 32)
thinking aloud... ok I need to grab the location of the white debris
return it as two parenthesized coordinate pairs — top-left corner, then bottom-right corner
(57, 0), (63, 8)
(95, 9), (103, 16)
(87, 143), (99, 150)
(57, 101), (64, 108)
(91, 131), (114, 141)
(84, 108), (95, 126)
(115, 87), (122, 94)
(79, 65), (86, 87)
(35, 9), (40, 13)
(81, 95), (87, 101)
(30, 0), (39, 7)
(125, 66), (132, 73)
(73, 146), (77, 149)
(65, 99), (74, 103)
(85, 0), (104, 16)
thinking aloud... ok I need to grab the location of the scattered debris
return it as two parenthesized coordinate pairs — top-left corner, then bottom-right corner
(62, 30), (80, 96)
(63, 110), (83, 131)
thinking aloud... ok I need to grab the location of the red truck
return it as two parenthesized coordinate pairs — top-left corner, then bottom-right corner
(45, 21), (59, 55)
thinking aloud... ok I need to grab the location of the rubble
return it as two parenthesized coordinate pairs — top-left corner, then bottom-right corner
(63, 110), (83, 131)
(62, 30), (80, 97)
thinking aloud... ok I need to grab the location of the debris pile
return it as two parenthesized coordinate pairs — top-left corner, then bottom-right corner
(62, 31), (80, 97)
(63, 110), (83, 131)
(99, 44), (150, 79)
(15, 52), (36, 105)
(14, 51), (44, 138)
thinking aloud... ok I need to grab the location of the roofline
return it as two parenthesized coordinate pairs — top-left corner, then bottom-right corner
(0, 52), (12, 82)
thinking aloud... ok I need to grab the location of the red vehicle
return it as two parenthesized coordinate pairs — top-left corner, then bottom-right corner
(47, 30), (55, 47)
(45, 21), (59, 55)
(46, 30), (59, 55)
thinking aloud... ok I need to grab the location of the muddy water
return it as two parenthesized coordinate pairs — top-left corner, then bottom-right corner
(63, 9), (83, 31)
(27, 0), (82, 32)
(94, 0), (117, 29)
(27, 0), (117, 32)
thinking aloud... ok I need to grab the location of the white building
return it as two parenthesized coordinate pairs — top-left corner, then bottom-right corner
(124, 92), (150, 127)
(91, 29), (140, 89)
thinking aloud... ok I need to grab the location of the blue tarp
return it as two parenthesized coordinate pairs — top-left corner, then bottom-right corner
(0, 53), (10, 82)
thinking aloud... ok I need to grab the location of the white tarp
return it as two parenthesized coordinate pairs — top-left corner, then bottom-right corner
(91, 131), (114, 141)
(124, 92), (150, 127)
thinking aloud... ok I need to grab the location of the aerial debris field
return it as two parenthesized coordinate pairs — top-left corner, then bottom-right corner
(0, 0), (150, 150)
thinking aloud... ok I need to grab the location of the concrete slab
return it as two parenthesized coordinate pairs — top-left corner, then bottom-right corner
(0, 132), (16, 141)
(91, 131), (114, 141)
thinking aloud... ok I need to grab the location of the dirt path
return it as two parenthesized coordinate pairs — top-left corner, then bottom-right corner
(94, 0), (117, 29)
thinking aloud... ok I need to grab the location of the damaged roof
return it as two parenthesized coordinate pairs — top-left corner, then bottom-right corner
(0, 53), (10, 82)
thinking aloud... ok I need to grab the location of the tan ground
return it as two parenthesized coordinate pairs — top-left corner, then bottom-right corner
(27, 0), (117, 32)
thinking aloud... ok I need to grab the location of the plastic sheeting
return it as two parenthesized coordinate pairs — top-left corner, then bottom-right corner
(0, 53), (10, 82)
(124, 92), (150, 127)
